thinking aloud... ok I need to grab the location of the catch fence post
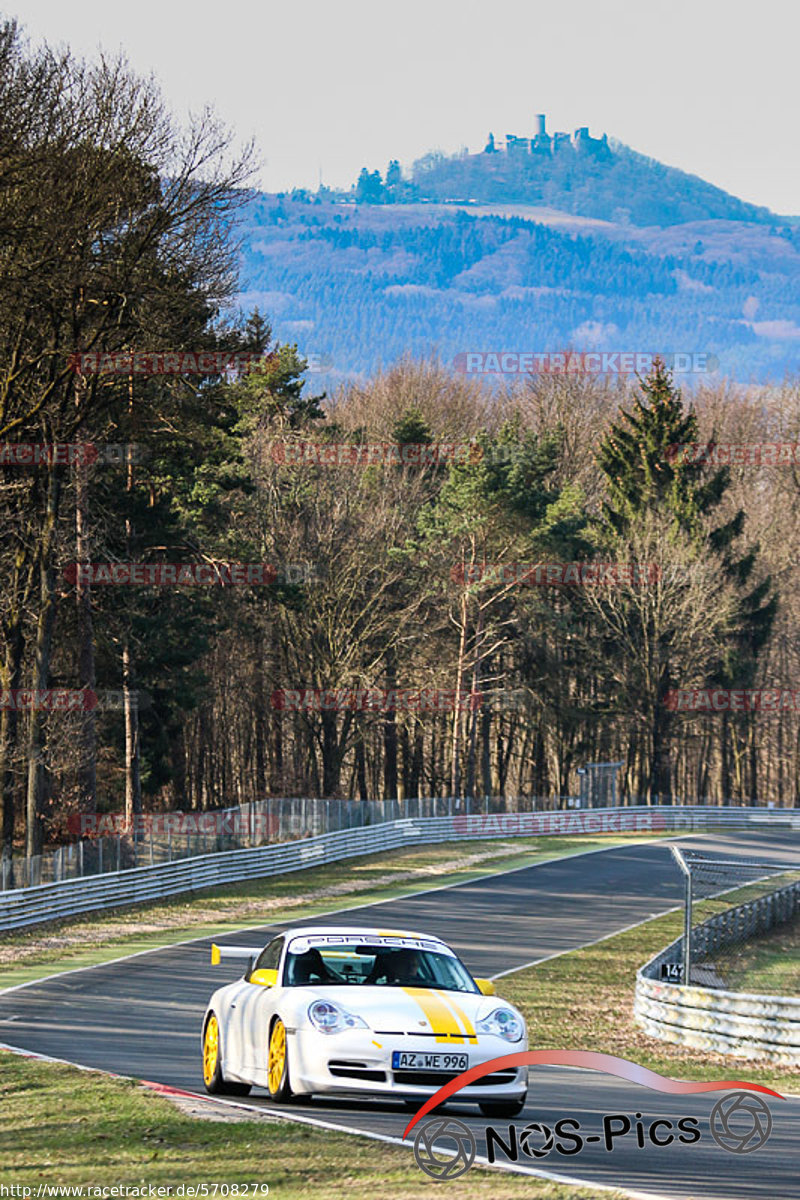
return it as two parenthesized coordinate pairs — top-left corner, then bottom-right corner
(672, 846), (693, 985)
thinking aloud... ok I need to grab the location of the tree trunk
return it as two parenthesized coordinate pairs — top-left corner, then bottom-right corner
(0, 539), (33, 882)
(450, 587), (469, 797)
(0, 627), (25, 883)
(383, 652), (398, 800)
(720, 711), (731, 804)
(355, 729), (369, 801)
(321, 709), (339, 797)
(25, 469), (61, 858)
(409, 722), (423, 800)
(481, 704), (492, 801)
(123, 639), (142, 822)
(464, 605), (484, 800)
(75, 447), (96, 812)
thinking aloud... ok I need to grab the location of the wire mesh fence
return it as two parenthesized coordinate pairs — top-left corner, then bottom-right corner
(670, 846), (800, 991)
(4, 792), (799, 895)
(2, 793), (565, 891)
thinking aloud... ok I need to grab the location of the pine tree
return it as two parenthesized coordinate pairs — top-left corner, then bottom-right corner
(385, 160), (402, 193)
(244, 308), (272, 353)
(596, 360), (777, 801)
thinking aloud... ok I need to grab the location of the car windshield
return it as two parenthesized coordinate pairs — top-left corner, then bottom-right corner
(284, 942), (479, 993)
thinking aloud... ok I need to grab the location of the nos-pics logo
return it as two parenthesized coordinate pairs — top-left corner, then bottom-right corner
(404, 1051), (782, 1181)
(413, 1093), (773, 1181)
(413, 1117), (476, 1181)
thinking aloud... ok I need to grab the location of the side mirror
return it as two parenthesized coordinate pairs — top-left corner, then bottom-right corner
(249, 968), (278, 988)
(475, 978), (496, 996)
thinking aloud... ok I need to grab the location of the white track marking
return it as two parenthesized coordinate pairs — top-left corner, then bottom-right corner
(491, 909), (680, 978)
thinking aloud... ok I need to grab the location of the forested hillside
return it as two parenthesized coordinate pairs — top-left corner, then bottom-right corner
(366, 141), (777, 227)
(239, 194), (800, 383)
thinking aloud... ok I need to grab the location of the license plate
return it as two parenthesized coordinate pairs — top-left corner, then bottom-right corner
(392, 1051), (468, 1071)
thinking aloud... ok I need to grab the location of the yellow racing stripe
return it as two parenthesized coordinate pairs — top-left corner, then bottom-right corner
(440, 992), (478, 1043)
(400, 988), (474, 1046)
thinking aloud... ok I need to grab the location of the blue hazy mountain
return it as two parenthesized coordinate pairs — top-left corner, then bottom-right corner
(238, 123), (800, 384)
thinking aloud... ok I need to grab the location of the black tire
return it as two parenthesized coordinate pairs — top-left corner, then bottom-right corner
(202, 1012), (252, 1097)
(479, 1095), (527, 1118)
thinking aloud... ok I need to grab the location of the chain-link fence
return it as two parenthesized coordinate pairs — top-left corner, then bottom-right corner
(2, 793), (576, 891)
(669, 846), (800, 990)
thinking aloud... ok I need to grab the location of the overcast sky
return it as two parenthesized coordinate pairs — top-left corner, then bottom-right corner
(11, 0), (800, 215)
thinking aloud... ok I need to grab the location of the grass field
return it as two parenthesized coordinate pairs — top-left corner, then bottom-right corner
(707, 913), (800, 997)
(0, 1053), (618, 1200)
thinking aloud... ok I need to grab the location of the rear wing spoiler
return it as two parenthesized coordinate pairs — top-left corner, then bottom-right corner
(210, 943), (257, 969)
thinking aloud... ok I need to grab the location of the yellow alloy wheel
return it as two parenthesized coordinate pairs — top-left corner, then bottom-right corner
(203, 1014), (219, 1086)
(268, 1019), (287, 1095)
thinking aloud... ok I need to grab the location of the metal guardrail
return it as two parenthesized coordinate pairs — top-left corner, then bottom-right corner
(1, 804), (799, 935)
(635, 880), (800, 1065)
(3, 795), (488, 891)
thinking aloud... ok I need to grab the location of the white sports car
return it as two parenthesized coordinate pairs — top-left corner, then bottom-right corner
(201, 925), (528, 1116)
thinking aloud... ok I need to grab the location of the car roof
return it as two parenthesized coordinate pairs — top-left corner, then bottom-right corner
(280, 925), (444, 942)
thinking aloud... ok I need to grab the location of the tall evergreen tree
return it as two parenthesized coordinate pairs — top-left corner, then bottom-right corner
(596, 361), (777, 800)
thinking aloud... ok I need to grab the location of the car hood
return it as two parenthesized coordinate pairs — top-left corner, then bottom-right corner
(297, 984), (505, 1037)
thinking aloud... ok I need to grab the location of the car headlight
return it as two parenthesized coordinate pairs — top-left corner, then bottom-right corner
(308, 999), (369, 1035)
(476, 1007), (524, 1042)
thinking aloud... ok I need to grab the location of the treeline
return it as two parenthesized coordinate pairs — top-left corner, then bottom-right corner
(3, 23), (800, 884)
(0, 19), (254, 870)
(348, 142), (777, 227)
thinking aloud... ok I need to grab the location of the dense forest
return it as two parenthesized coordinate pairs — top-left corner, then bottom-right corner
(3, 21), (800, 886)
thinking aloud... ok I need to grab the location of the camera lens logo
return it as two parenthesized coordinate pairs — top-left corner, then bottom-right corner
(710, 1092), (773, 1154)
(413, 1117), (476, 1180)
(519, 1121), (555, 1158)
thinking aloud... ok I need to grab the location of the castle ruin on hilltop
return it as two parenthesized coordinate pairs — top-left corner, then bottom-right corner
(484, 114), (610, 159)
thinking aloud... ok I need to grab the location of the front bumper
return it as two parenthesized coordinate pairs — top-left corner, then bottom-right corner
(289, 1027), (528, 1100)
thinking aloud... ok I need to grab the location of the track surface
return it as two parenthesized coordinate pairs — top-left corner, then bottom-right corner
(1, 832), (798, 1199)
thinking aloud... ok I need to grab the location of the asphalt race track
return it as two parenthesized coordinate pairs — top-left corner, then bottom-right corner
(1, 832), (798, 1199)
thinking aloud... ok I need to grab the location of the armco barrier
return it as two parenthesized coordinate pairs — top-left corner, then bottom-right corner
(635, 879), (800, 1064)
(1, 804), (798, 934)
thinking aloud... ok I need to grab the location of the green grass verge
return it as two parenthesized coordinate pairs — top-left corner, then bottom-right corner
(0, 1054), (620, 1199)
(499, 908), (800, 1097)
(708, 913), (800, 996)
(0, 833), (667, 990)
